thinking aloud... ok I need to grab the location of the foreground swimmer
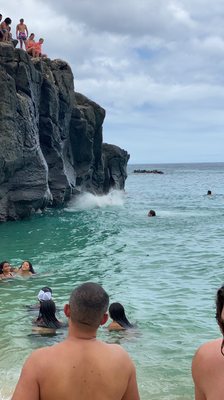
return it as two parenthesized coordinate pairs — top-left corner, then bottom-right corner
(12, 282), (140, 400)
(108, 302), (134, 331)
(192, 285), (224, 400)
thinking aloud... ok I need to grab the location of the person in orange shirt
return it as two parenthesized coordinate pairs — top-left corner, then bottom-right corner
(25, 33), (36, 56)
(34, 38), (47, 58)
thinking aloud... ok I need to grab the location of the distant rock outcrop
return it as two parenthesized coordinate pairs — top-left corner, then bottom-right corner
(0, 42), (129, 221)
(133, 169), (164, 174)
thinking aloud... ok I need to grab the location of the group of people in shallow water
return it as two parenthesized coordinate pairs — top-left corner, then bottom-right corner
(1, 265), (134, 332)
(10, 281), (224, 400)
(0, 260), (35, 278)
(29, 284), (134, 332)
(9, 281), (224, 400)
(12, 282), (141, 400)
(0, 13), (46, 57)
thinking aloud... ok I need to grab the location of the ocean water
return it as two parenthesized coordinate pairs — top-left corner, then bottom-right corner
(0, 162), (224, 400)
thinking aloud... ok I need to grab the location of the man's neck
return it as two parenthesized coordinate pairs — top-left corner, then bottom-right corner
(67, 322), (98, 341)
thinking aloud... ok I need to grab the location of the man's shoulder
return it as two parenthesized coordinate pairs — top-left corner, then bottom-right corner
(100, 341), (134, 364)
(28, 342), (64, 361)
(23, 342), (64, 372)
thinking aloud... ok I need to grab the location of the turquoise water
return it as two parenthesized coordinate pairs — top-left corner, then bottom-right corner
(0, 162), (224, 399)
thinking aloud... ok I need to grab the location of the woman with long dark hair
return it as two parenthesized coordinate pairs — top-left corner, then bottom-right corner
(34, 300), (63, 329)
(17, 260), (35, 276)
(108, 302), (133, 331)
(0, 260), (14, 279)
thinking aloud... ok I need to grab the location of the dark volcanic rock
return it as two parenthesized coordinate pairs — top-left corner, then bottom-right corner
(133, 169), (164, 174)
(0, 42), (129, 221)
(102, 143), (130, 193)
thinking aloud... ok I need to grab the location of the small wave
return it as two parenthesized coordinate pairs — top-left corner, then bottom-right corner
(66, 190), (125, 211)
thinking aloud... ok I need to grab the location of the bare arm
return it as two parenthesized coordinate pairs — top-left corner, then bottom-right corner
(25, 25), (28, 36)
(11, 355), (40, 400)
(16, 24), (19, 37)
(194, 386), (206, 400)
(192, 349), (206, 400)
(122, 363), (140, 400)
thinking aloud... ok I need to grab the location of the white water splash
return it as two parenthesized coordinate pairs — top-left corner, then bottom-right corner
(66, 190), (125, 211)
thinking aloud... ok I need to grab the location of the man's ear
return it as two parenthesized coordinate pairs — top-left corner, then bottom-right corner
(100, 313), (109, 326)
(64, 303), (70, 318)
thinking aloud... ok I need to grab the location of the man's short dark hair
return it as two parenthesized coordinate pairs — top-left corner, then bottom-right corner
(69, 282), (109, 327)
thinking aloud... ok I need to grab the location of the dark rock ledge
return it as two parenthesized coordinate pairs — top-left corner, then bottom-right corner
(0, 42), (129, 221)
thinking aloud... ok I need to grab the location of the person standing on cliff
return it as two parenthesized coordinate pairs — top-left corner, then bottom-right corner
(12, 282), (140, 400)
(16, 18), (28, 49)
(0, 17), (12, 41)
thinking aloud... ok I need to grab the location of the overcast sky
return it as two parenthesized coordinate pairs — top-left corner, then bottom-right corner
(2, 1), (224, 163)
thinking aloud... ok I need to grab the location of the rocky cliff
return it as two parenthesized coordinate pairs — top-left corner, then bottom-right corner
(0, 42), (129, 222)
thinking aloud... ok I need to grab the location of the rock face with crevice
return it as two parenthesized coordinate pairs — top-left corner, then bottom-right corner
(0, 43), (129, 221)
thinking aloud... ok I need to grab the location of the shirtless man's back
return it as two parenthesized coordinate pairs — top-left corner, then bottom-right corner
(12, 282), (140, 400)
(192, 285), (224, 400)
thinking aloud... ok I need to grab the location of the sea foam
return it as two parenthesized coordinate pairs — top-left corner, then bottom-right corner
(65, 190), (125, 211)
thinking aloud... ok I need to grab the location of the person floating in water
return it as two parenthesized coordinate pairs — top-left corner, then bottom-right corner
(148, 209), (156, 217)
(108, 302), (134, 331)
(192, 284), (224, 400)
(207, 190), (212, 195)
(12, 282), (140, 400)
(0, 261), (14, 279)
(17, 260), (35, 276)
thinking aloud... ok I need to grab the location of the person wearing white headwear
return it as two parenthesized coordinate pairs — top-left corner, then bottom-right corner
(26, 287), (53, 311)
(38, 287), (52, 302)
